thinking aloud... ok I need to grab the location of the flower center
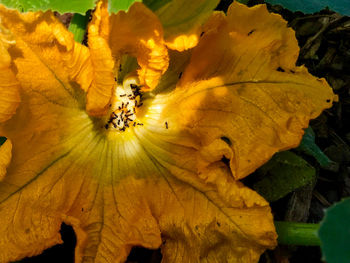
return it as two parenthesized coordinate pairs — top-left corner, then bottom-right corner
(104, 77), (144, 132)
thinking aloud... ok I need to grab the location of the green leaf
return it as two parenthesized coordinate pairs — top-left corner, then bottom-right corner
(297, 127), (333, 167)
(318, 198), (350, 263)
(0, 0), (95, 14)
(253, 151), (316, 202)
(68, 12), (90, 43)
(265, 0), (350, 16)
(109, 0), (141, 13)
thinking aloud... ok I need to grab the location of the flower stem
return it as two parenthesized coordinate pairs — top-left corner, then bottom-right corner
(275, 221), (321, 246)
(68, 12), (90, 43)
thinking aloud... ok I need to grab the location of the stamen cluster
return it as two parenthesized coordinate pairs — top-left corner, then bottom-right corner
(105, 81), (144, 131)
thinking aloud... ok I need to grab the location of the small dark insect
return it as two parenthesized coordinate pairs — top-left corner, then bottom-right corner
(105, 124), (109, 129)
(247, 29), (255, 36)
(200, 31), (205, 37)
(165, 122), (168, 129)
(276, 67), (285, 72)
(178, 72), (183, 79)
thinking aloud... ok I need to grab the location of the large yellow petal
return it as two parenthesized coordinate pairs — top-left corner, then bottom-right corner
(157, 2), (336, 181)
(0, 22), (20, 122)
(0, 5), (93, 97)
(0, 6), (93, 260)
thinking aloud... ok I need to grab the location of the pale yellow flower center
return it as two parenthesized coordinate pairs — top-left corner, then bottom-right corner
(104, 77), (144, 132)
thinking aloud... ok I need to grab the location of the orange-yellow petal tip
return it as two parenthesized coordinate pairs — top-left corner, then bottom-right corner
(165, 34), (199, 52)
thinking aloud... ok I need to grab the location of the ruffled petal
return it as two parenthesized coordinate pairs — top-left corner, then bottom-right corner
(107, 2), (169, 90)
(158, 2), (336, 181)
(0, 7), (94, 260)
(0, 21), (20, 122)
(0, 5), (93, 95)
(155, 0), (220, 51)
(86, 0), (115, 116)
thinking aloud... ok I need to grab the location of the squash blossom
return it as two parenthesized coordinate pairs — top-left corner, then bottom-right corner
(0, 0), (336, 262)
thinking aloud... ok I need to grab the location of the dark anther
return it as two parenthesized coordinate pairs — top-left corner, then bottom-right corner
(120, 94), (126, 97)
(165, 122), (168, 129)
(276, 67), (285, 72)
(200, 31), (205, 37)
(178, 72), (183, 79)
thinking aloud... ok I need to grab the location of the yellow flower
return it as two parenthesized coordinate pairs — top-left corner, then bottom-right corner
(0, 1), (335, 262)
